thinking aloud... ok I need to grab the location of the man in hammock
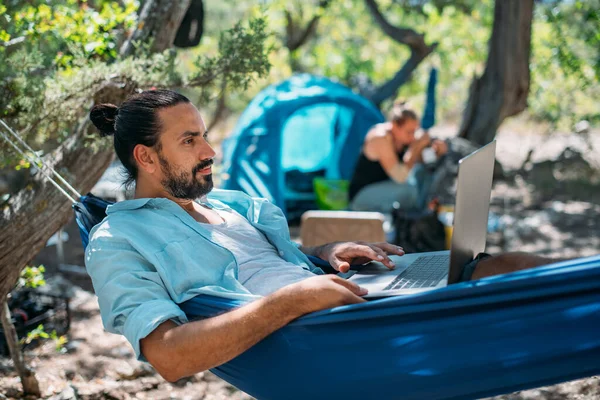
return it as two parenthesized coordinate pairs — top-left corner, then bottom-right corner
(86, 90), (558, 383)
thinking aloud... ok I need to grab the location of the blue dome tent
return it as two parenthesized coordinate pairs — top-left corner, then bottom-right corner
(221, 74), (384, 218)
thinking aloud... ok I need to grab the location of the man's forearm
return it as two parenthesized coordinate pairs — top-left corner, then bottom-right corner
(299, 243), (329, 259)
(141, 288), (306, 382)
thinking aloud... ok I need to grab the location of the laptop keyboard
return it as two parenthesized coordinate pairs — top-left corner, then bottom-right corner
(383, 255), (450, 290)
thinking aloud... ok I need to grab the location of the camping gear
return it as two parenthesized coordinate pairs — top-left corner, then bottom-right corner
(300, 210), (386, 247)
(312, 177), (350, 210)
(421, 67), (437, 130)
(174, 0), (204, 48)
(221, 74), (385, 219)
(392, 207), (447, 253)
(1, 285), (71, 356)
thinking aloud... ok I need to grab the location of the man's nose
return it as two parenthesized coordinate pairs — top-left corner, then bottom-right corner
(198, 138), (216, 159)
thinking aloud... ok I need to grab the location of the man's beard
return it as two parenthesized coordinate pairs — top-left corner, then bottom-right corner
(158, 154), (214, 199)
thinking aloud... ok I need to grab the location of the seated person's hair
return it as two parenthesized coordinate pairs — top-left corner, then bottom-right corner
(389, 101), (418, 126)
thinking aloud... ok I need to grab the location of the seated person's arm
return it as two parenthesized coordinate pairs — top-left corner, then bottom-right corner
(402, 132), (431, 168)
(366, 136), (410, 183)
(87, 235), (365, 383)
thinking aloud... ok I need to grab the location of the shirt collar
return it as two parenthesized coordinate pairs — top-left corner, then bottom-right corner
(106, 195), (231, 214)
(106, 198), (153, 213)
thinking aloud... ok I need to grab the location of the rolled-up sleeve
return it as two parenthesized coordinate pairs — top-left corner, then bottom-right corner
(85, 232), (188, 361)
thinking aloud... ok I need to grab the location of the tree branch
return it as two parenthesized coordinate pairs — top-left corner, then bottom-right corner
(286, 13), (320, 52)
(206, 80), (228, 132)
(368, 43), (438, 107)
(364, 0), (431, 53)
(363, 0), (437, 107)
(285, 0), (332, 53)
(120, 0), (191, 57)
(1, 36), (26, 48)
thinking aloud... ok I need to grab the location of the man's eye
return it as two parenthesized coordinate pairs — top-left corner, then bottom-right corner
(184, 138), (193, 145)
(203, 134), (209, 141)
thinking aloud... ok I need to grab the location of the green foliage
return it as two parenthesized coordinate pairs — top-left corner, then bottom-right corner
(17, 265), (46, 289)
(529, 1), (600, 130)
(1, 0), (137, 65)
(259, 0), (493, 120)
(0, 0), (138, 167)
(22, 324), (67, 353)
(545, 0), (600, 81)
(0, 1), (272, 172)
(14, 159), (31, 171)
(190, 15), (272, 103)
(248, 0), (598, 130)
(391, 0), (476, 15)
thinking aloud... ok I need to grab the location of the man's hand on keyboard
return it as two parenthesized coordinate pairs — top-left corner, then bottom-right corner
(315, 241), (405, 273)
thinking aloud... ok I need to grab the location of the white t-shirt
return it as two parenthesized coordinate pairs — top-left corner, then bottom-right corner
(202, 209), (316, 296)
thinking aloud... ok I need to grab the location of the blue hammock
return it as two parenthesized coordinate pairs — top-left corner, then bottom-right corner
(73, 195), (600, 400)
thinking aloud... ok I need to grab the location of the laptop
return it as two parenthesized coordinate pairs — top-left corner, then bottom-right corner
(348, 140), (497, 298)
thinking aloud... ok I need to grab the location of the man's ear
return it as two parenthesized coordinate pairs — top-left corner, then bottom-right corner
(133, 144), (158, 174)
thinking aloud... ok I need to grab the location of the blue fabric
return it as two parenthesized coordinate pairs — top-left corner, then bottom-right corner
(181, 256), (600, 400)
(84, 189), (324, 360)
(221, 74), (384, 217)
(421, 68), (437, 130)
(73, 194), (114, 249)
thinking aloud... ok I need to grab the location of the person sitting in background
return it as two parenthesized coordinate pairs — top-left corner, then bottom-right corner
(348, 102), (448, 213)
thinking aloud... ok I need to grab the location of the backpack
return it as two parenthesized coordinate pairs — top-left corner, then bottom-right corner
(392, 207), (447, 253)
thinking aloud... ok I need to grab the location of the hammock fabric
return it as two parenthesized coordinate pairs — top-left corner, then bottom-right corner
(73, 195), (600, 400)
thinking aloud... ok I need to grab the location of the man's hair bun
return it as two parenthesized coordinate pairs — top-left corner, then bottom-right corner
(90, 103), (119, 137)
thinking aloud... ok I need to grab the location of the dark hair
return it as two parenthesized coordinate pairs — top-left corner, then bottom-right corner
(90, 89), (190, 187)
(389, 101), (418, 126)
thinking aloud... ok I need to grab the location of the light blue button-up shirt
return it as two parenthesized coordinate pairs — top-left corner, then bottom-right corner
(85, 189), (323, 359)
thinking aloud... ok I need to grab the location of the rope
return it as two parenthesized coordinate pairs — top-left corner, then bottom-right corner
(0, 119), (82, 199)
(0, 120), (80, 203)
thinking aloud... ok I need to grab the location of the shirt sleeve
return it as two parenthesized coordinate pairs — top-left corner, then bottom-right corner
(85, 230), (188, 361)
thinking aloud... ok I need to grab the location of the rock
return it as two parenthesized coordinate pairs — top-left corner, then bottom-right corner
(116, 363), (155, 381)
(65, 369), (77, 380)
(65, 340), (83, 354)
(47, 385), (79, 400)
(574, 120), (590, 134)
(34, 275), (76, 299)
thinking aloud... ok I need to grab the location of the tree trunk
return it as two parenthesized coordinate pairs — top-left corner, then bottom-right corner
(0, 3), (206, 395)
(363, 0), (437, 108)
(458, 0), (534, 146)
(120, 0), (192, 57)
(1, 301), (41, 397)
(0, 123), (114, 302)
(0, 0), (190, 305)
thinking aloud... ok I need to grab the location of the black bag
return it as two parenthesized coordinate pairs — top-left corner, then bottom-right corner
(174, 0), (204, 48)
(392, 208), (446, 253)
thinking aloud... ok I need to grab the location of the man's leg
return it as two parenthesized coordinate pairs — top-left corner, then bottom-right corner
(470, 252), (564, 280)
